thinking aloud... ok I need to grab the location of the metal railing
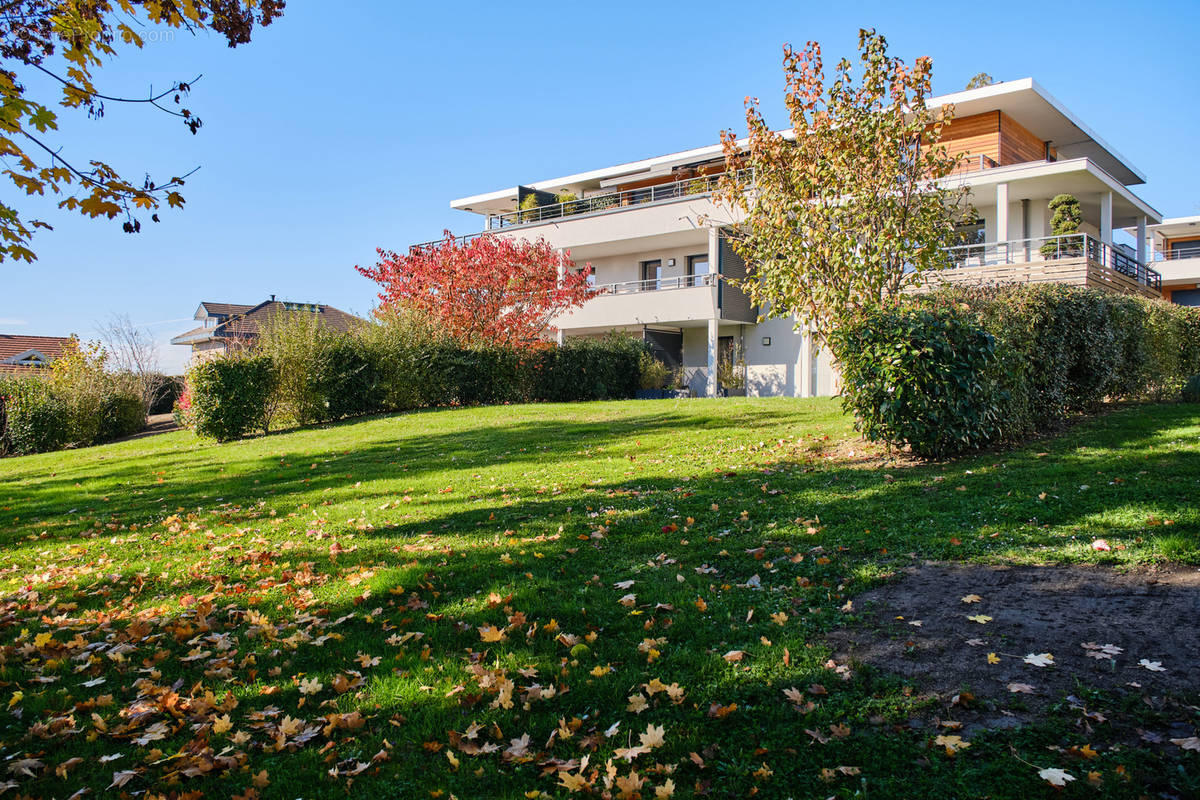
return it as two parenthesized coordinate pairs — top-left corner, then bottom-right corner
(1148, 248), (1200, 262)
(409, 231), (487, 254)
(589, 273), (717, 295)
(488, 169), (754, 230)
(950, 153), (999, 172)
(942, 233), (1161, 290)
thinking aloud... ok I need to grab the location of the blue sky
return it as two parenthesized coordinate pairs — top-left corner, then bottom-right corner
(5, 0), (1198, 373)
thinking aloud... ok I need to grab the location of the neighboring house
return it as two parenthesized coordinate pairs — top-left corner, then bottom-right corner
(0, 334), (73, 374)
(415, 78), (1174, 398)
(171, 297), (362, 361)
(1139, 216), (1200, 307)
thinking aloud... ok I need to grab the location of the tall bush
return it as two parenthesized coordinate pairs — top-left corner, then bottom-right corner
(831, 305), (1003, 457)
(256, 310), (336, 426)
(0, 376), (68, 456)
(186, 355), (275, 442)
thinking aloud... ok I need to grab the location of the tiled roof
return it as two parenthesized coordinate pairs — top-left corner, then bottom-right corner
(198, 302), (255, 317)
(173, 301), (362, 346)
(0, 334), (72, 367)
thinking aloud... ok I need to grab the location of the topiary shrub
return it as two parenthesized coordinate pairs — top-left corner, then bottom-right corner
(1041, 193), (1083, 258)
(186, 355), (275, 442)
(830, 305), (1004, 457)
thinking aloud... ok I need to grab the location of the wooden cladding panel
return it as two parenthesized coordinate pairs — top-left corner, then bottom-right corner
(922, 257), (1160, 299)
(940, 111), (1001, 168)
(999, 113), (1045, 166)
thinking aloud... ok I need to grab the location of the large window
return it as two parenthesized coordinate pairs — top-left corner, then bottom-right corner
(950, 219), (986, 265)
(686, 254), (710, 286)
(1170, 240), (1200, 259)
(640, 260), (662, 291)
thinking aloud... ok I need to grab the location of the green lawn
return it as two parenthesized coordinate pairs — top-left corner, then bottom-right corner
(0, 398), (1196, 798)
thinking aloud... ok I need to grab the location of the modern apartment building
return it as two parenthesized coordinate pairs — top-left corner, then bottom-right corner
(418, 78), (1190, 398)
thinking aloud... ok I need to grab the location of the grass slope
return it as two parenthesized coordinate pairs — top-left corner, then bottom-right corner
(0, 397), (1196, 799)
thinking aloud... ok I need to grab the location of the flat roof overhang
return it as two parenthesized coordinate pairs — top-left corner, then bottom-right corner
(941, 158), (1161, 227)
(451, 78), (1146, 217)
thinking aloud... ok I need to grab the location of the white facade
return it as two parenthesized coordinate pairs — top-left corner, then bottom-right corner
(422, 79), (1168, 398)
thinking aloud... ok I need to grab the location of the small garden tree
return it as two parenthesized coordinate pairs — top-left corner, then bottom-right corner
(357, 233), (595, 348)
(715, 29), (971, 342)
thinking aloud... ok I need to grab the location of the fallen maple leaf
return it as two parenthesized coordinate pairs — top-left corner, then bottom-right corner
(722, 650), (745, 662)
(1038, 767), (1075, 787)
(478, 625), (507, 643)
(966, 614), (992, 624)
(1138, 658), (1167, 672)
(1024, 652), (1055, 667)
(961, 594), (982, 603)
(1007, 683), (1035, 694)
(639, 723), (666, 749)
(935, 734), (970, 754)
(1170, 737), (1200, 751)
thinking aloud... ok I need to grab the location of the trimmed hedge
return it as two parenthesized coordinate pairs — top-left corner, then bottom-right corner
(182, 333), (649, 441)
(0, 377), (68, 456)
(0, 375), (145, 456)
(831, 285), (1200, 457)
(186, 355), (275, 442)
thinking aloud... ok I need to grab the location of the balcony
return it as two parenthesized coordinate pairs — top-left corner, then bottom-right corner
(554, 274), (754, 330)
(486, 169), (754, 231)
(935, 234), (1162, 298)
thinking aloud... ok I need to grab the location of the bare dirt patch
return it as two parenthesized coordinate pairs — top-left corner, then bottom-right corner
(828, 562), (1200, 724)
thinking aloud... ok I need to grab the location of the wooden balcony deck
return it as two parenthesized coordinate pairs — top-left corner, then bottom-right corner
(931, 235), (1162, 299)
(927, 257), (1160, 299)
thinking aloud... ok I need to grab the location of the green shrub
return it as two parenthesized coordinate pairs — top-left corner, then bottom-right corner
(638, 351), (671, 390)
(312, 335), (386, 420)
(0, 376), (69, 455)
(257, 311), (335, 426)
(532, 335), (647, 402)
(831, 305), (1003, 457)
(838, 285), (1200, 457)
(97, 391), (145, 441)
(186, 355), (275, 442)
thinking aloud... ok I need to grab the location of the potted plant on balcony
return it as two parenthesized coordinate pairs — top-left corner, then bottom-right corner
(518, 193), (542, 224)
(1040, 194), (1083, 260)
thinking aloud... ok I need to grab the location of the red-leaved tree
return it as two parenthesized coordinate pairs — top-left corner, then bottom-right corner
(357, 232), (596, 347)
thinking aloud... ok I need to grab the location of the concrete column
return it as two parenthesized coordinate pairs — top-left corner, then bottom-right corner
(1136, 216), (1148, 264)
(1100, 192), (1113, 244)
(995, 183), (1009, 263)
(707, 226), (720, 398)
(706, 318), (719, 398)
